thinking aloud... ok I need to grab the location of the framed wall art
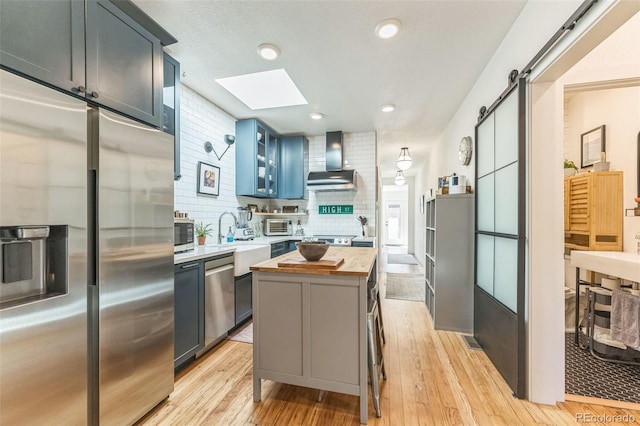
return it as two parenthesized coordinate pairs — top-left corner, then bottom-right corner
(197, 161), (220, 196)
(581, 125), (606, 168)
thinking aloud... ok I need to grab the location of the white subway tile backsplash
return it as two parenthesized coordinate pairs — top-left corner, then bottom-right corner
(175, 85), (377, 237)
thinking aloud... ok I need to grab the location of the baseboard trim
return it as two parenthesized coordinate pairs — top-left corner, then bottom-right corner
(565, 393), (640, 411)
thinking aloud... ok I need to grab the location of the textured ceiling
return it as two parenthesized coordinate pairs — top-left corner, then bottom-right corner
(134, 0), (527, 178)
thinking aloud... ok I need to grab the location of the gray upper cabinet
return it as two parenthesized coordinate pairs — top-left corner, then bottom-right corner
(86, 0), (163, 127)
(278, 136), (309, 200)
(236, 119), (279, 198)
(163, 53), (181, 180)
(0, 0), (85, 93)
(0, 0), (173, 128)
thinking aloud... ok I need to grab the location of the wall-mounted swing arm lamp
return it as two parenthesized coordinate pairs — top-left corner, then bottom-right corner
(204, 134), (236, 161)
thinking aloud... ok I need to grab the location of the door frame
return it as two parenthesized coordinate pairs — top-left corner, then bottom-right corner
(527, 1), (640, 404)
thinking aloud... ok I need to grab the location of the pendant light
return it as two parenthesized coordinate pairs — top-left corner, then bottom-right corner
(394, 170), (406, 186)
(396, 147), (412, 170)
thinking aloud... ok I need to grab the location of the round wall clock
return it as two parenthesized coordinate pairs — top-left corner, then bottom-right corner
(458, 136), (473, 166)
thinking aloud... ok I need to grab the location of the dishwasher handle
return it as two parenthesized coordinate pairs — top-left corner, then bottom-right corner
(205, 264), (234, 277)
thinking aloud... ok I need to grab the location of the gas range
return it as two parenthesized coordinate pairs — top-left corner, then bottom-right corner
(312, 235), (357, 246)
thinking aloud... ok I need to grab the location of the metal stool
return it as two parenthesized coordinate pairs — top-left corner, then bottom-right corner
(368, 277), (386, 344)
(367, 298), (386, 417)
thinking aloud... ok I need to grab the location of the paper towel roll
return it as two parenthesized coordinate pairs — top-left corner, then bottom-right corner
(601, 277), (620, 291)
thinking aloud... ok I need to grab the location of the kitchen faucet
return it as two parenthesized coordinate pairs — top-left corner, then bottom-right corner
(218, 211), (238, 244)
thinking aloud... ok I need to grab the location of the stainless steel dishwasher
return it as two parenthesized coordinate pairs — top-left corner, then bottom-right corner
(196, 253), (235, 357)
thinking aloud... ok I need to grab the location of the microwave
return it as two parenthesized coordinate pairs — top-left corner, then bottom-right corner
(174, 218), (195, 253)
(264, 219), (290, 236)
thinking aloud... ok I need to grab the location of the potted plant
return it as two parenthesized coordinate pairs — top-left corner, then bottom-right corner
(564, 159), (578, 177)
(195, 221), (212, 245)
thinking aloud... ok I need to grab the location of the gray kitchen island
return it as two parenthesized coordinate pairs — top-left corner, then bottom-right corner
(250, 246), (378, 424)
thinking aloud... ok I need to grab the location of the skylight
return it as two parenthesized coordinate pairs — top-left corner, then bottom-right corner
(215, 69), (308, 110)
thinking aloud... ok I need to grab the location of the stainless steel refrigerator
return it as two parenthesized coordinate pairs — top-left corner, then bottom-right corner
(0, 69), (174, 425)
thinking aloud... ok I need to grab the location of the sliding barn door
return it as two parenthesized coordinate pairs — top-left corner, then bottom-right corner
(474, 79), (527, 398)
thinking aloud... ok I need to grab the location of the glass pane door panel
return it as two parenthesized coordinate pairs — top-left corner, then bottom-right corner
(477, 113), (494, 178)
(494, 92), (518, 169)
(267, 133), (277, 196)
(476, 234), (494, 294)
(257, 127), (266, 195)
(494, 237), (518, 313)
(477, 174), (494, 232)
(494, 163), (518, 235)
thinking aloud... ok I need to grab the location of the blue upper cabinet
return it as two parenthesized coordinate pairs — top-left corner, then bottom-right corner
(0, 0), (176, 128)
(278, 136), (309, 200)
(236, 119), (279, 198)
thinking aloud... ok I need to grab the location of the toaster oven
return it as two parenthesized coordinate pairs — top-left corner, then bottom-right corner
(264, 219), (290, 236)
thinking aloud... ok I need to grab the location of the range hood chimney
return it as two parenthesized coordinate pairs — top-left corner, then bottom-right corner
(307, 131), (357, 192)
(325, 131), (343, 171)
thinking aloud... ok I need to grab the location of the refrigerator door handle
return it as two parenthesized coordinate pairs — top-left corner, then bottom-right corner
(88, 169), (97, 286)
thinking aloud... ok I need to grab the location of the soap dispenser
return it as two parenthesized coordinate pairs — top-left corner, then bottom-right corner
(226, 226), (234, 243)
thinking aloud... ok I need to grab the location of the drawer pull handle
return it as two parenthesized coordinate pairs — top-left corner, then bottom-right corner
(180, 263), (199, 270)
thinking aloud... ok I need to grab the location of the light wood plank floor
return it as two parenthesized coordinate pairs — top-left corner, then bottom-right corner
(138, 279), (640, 425)
(139, 247), (639, 425)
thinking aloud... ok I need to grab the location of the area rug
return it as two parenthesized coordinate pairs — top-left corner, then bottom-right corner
(565, 333), (640, 403)
(387, 253), (418, 265)
(385, 273), (425, 301)
(227, 321), (253, 344)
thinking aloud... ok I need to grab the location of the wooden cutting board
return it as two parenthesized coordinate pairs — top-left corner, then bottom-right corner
(277, 257), (345, 269)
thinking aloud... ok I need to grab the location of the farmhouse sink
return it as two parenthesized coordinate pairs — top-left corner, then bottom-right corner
(233, 244), (271, 276)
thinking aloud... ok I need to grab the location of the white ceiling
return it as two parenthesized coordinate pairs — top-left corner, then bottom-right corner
(134, 0), (527, 178)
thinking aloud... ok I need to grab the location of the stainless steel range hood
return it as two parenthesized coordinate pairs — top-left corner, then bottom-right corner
(307, 169), (357, 191)
(307, 131), (357, 192)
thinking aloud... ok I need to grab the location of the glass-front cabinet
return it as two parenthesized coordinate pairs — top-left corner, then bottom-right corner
(236, 119), (278, 198)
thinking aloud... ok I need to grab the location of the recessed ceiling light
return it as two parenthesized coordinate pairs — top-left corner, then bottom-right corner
(381, 104), (395, 112)
(215, 69), (307, 110)
(257, 43), (280, 60)
(309, 112), (324, 120)
(375, 18), (401, 39)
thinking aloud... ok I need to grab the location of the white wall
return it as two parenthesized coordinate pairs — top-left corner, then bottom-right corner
(175, 86), (377, 238)
(415, 1), (584, 200)
(412, 0), (585, 292)
(174, 84), (243, 238)
(564, 86), (640, 253)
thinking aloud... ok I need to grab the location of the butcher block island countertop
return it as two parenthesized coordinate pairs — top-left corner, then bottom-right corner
(250, 246), (377, 276)
(251, 246), (378, 424)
